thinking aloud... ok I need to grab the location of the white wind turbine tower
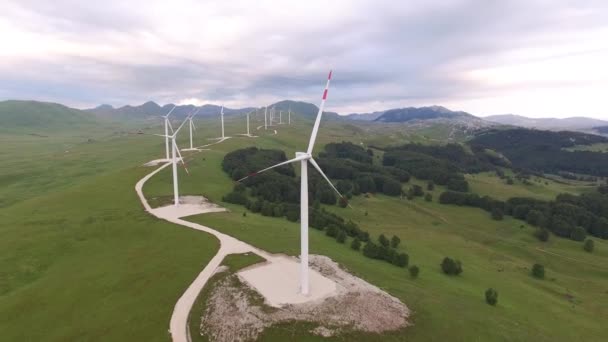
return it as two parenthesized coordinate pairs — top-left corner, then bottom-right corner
(239, 70), (341, 295)
(264, 107), (268, 130)
(156, 117), (190, 206)
(288, 106), (291, 125)
(211, 106), (230, 140)
(162, 105), (177, 160)
(279, 110), (283, 124)
(183, 107), (201, 151)
(238, 109), (257, 137)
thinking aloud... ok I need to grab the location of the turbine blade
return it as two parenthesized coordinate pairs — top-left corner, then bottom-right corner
(237, 155), (307, 182)
(173, 140), (189, 174)
(165, 105), (176, 117)
(167, 120), (175, 133)
(191, 119), (197, 131)
(173, 116), (190, 136)
(306, 70), (332, 154)
(309, 157), (345, 200)
(154, 134), (170, 138)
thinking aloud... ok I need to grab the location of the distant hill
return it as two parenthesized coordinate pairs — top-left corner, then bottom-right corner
(373, 106), (483, 123)
(0, 100), (99, 133)
(470, 128), (608, 176)
(344, 111), (384, 121)
(593, 125), (608, 135)
(266, 100), (340, 120)
(86, 101), (254, 119)
(485, 114), (608, 131)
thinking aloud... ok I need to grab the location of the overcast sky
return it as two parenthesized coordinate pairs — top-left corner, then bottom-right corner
(1, 0), (607, 118)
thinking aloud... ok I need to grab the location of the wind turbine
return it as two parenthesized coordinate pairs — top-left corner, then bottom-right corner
(239, 70), (341, 295)
(264, 107), (268, 130)
(279, 110), (283, 124)
(183, 107), (201, 151)
(288, 106), (291, 125)
(162, 105), (177, 160)
(210, 106), (230, 140)
(156, 117), (190, 206)
(237, 109), (257, 137)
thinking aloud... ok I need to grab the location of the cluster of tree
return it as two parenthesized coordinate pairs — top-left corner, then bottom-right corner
(382, 145), (470, 192)
(361, 233), (409, 268)
(441, 257), (463, 275)
(222, 146), (415, 270)
(438, 188), (608, 241)
(314, 142), (411, 197)
(470, 128), (608, 177)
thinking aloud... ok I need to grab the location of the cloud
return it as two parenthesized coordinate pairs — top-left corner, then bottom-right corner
(1, 0), (607, 118)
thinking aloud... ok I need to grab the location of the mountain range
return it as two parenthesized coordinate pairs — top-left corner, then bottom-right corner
(2, 99), (607, 136)
(484, 114), (608, 132)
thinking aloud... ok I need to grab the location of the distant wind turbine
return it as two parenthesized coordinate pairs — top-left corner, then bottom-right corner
(264, 107), (268, 130)
(184, 107), (201, 151)
(162, 105), (177, 160)
(155, 116), (190, 206)
(239, 70), (341, 295)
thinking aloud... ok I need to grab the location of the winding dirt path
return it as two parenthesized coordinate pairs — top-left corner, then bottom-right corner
(135, 160), (337, 341)
(135, 162), (269, 341)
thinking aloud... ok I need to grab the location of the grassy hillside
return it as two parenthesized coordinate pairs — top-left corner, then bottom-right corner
(2, 111), (606, 341)
(0, 100), (103, 133)
(143, 117), (608, 341)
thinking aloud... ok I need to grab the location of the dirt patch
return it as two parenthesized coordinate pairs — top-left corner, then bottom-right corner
(199, 255), (410, 341)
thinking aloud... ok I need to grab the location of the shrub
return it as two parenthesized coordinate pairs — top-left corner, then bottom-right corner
(441, 257), (463, 275)
(351, 238), (361, 251)
(427, 181), (435, 191)
(363, 241), (379, 258)
(410, 185), (424, 197)
(583, 239), (594, 253)
(393, 253), (409, 267)
(485, 288), (498, 306)
(261, 201), (274, 216)
(390, 235), (401, 248)
(409, 265), (419, 278)
(382, 179), (403, 196)
(570, 226), (587, 241)
(378, 234), (389, 248)
(338, 197), (348, 208)
(336, 230), (347, 243)
(425, 193), (433, 202)
(535, 228), (550, 242)
(491, 207), (504, 221)
(326, 224), (338, 237)
(531, 263), (545, 279)
(286, 210), (299, 222)
(222, 191), (248, 205)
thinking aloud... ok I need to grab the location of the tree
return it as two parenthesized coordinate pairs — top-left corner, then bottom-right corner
(325, 224), (338, 238)
(410, 185), (424, 197)
(526, 210), (544, 226)
(390, 235), (401, 248)
(409, 265), (419, 278)
(351, 238), (361, 251)
(393, 253), (409, 267)
(425, 193), (433, 202)
(531, 263), (545, 279)
(336, 230), (347, 243)
(363, 241), (379, 258)
(382, 179), (403, 196)
(441, 257), (463, 275)
(491, 207), (504, 221)
(570, 226), (587, 241)
(427, 181), (435, 191)
(583, 239), (594, 253)
(535, 228), (550, 242)
(378, 234), (389, 248)
(485, 288), (498, 306)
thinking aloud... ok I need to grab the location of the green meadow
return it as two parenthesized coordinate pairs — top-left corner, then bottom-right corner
(2, 113), (607, 341)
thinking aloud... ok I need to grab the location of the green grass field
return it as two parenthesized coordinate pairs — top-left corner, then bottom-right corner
(3, 113), (608, 341)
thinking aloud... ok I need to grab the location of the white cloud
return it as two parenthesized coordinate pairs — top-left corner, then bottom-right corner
(0, 0), (607, 118)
